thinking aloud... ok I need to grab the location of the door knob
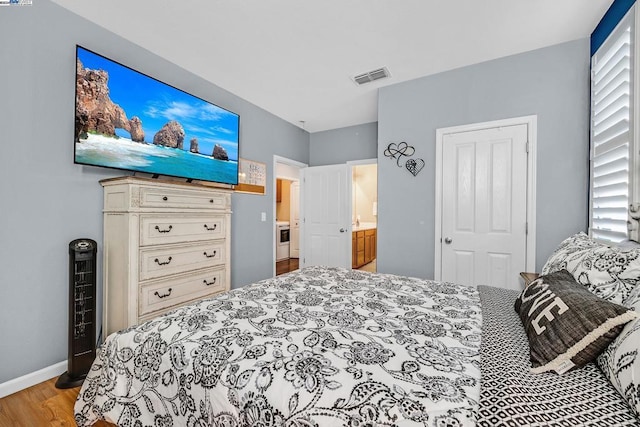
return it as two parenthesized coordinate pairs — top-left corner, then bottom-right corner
(339, 228), (346, 233)
(444, 237), (452, 244)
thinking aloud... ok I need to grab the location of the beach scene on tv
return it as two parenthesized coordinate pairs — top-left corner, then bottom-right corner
(74, 47), (239, 185)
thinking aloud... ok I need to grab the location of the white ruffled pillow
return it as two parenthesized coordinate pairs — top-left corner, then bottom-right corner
(597, 285), (640, 417)
(541, 232), (640, 304)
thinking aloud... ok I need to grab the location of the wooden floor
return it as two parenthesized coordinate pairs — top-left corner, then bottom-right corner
(0, 377), (114, 427)
(276, 257), (299, 275)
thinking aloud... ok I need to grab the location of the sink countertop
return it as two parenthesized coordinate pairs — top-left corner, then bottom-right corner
(352, 222), (377, 232)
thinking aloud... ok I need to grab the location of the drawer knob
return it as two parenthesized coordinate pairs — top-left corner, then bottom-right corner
(154, 256), (172, 266)
(209, 199), (214, 203)
(204, 224), (217, 231)
(154, 288), (172, 299)
(203, 278), (217, 286)
(155, 225), (173, 233)
(203, 250), (217, 258)
(162, 196), (168, 201)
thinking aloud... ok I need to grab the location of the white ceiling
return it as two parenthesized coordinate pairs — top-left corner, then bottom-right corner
(52, 0), (613, 133)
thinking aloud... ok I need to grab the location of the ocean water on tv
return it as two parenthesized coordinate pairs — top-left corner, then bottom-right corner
(75, 134), (237, 184)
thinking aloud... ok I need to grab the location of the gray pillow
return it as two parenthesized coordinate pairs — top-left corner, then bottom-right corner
(514, 270), (637, 374)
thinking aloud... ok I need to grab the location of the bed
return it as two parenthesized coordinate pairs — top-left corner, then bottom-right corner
(75, 235), (640, 426)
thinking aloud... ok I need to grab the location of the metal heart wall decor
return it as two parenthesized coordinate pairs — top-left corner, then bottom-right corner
(384, 141), (415, 167)
(406, 158), (425, 176)
(384, 141), (425, 177)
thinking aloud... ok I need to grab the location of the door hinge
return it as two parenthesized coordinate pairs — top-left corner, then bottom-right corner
(526, 222), (529, 235)
(525, 141), (529, 154)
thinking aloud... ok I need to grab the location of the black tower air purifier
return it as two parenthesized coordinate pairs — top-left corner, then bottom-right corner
(56, 239), (97, 389)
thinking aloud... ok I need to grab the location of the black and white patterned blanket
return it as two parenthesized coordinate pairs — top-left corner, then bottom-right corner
(477, 285), (639, 426)
(75, 267), (483, 426)
(74, 268), (640, 426)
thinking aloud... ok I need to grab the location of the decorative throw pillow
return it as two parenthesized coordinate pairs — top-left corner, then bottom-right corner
(541, 232), (600, 275)
(597, 285), (640, 417)
(541, 232), (640, 304)
(514, 269), (637, 375)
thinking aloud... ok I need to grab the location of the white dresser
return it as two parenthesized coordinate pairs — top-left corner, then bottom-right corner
(100, 176), (231, 337)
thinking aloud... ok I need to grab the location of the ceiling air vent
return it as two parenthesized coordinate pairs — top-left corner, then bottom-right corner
(353, 67), (390, 85)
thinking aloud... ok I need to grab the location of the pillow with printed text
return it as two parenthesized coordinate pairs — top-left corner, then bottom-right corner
(515, 269), (637, 374)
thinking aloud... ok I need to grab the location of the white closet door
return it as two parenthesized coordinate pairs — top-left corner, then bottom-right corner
(441, 124), (528, 289)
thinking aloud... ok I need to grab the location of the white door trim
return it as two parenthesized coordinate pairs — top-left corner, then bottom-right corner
(347, 158), (377, 166)
(273, 155), (308, 277)
(434, 115), (537, 281)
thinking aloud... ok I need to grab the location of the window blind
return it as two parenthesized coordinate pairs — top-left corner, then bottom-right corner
(590, 11), (633, 243)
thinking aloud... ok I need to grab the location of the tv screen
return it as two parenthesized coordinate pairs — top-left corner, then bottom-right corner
(74, 45), (239, 186)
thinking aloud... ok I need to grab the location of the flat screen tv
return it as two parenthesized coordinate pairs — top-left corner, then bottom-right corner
(74, 45), (239, 186)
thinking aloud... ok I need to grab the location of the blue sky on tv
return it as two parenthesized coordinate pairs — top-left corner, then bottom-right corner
(77, 47), (239, 160)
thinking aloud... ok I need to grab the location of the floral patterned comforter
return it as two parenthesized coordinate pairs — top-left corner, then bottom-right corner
(75, 266), (482, 427)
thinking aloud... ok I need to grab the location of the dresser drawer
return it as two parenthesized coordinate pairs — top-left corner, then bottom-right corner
(140, 214), (226, 246)
(139, 241), (225, 281)
(139, 267), (226, 317)
(139, 185), (230, 210)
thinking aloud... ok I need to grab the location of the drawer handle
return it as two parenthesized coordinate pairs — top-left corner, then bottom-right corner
(155, 225), (173, 233)
(209, 199), (214, 203)
(162, 196), (168, 201)
(204, 224), (217, 231)
(203, 250), (217, 258)
(154, 288), (172, 299)
(203, 278), (217, 286)
(154, 256), (172, 266)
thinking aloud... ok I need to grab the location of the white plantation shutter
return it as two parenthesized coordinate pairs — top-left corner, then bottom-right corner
(590, 10), (634, 243)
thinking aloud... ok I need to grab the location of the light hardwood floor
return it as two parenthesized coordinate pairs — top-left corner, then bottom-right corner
(0, 377), (114, 427)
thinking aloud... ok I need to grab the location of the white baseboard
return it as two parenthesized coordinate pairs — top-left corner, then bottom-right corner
(0, 361), (67, 398)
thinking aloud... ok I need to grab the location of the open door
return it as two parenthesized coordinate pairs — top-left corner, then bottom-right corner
(301, 164), (351, 268)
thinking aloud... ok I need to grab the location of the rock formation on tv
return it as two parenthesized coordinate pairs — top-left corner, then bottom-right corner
(212, 144), (229, 161)
(189, 138), (199, 153)
(75, 59), (145, 142)
(128, 117), (144, 142)
(153, 121), (185, 149)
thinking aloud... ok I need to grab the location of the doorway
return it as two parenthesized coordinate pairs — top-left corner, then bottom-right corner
(434, 116), (536, 290)
(286, 158), (378, 273)
(351, 162), (378, 272)
(274, 156), (306, 277)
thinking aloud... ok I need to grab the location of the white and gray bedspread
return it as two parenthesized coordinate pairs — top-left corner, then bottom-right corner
(75, 267), (640, 426)
(75, 267), (483, 426)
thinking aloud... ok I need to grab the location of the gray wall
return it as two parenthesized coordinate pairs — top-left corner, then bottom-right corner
(377, 39), (590, 279)
(0, 0), (308, 384)
(309, 122), (378, 166)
